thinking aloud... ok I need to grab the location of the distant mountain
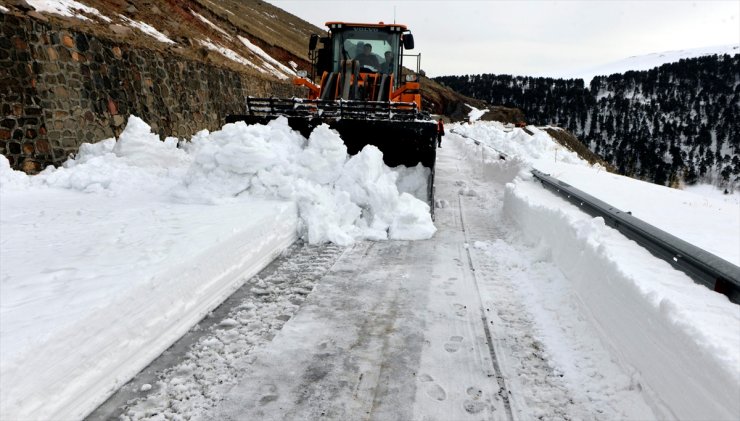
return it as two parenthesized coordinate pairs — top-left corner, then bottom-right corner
(569, 45), (740, 84)
(434, 53), (740, 192)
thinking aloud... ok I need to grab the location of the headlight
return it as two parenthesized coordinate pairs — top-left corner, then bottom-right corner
(297, 70), (308, 78)
(405, 74), (417, 82)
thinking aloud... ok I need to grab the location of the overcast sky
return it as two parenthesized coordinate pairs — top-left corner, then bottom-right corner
(269, 0), (740, 78)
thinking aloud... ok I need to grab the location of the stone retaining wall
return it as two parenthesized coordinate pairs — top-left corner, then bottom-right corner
(0, 12), (299, 173)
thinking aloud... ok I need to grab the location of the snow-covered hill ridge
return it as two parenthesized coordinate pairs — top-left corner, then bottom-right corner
(569, 44), (740, 83)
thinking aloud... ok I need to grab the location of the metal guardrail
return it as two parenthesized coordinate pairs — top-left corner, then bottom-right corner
(532, 169), (740, 303)
(449, 129), (509, 160)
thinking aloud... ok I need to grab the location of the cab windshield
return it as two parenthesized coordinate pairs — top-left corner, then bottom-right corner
(332, 28), (400, 80)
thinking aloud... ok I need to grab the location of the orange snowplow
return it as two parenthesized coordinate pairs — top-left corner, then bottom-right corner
(227, 22), (437, 204)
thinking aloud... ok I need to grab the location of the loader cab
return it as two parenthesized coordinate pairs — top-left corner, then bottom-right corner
(323, 22), (412, 90)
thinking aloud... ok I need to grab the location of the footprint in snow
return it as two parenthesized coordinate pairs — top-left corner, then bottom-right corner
(463, 400), (487, 414)
(258, 383), (279, 406)
(444, 336), (464, 353)
(466, 384), (495, 411)
(426, 384), (447, 401)
(419, 374), (447, 401)
(452, 303), (467, 317)
(466, 386), (482, 399)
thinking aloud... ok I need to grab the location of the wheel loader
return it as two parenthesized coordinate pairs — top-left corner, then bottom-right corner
(226, 22), (437, 209)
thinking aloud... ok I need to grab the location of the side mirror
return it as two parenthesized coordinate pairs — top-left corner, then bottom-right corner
(309, 34), (319, 51)
(403, 33), (414, 50)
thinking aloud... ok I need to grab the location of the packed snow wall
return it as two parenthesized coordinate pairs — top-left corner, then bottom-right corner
(0, 11), (300, 173)
(503, 184), (740, 420)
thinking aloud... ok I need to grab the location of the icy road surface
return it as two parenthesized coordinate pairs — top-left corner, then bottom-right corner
(106, 137), (658, 420)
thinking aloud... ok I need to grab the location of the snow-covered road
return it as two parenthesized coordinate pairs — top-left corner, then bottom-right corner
(3, 118), (738, 419)
(103, 134), (661, 420)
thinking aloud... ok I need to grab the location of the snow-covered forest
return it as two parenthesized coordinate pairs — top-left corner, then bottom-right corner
(435, 54), (740, 191)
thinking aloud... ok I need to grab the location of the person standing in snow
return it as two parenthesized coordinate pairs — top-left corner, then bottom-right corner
(437, 118), (444, 148)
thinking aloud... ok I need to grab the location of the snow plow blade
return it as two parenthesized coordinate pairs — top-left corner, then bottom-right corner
(226, 97), (437, 211)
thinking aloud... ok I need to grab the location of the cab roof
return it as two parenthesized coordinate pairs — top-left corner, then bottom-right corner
(324, 22), (409, 31)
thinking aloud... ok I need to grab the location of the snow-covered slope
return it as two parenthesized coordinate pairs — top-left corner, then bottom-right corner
(569, 44), (740, 83)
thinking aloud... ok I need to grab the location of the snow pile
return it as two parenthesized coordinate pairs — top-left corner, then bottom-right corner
(8, 116), (434, 245)
(26, 119), (188, 198)
(0, 156), (30, 188)
(450, 121), (585, 171)
(176, 118), (435, 244)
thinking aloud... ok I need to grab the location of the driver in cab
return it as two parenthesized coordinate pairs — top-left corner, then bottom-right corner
(357, 43), (380, 71)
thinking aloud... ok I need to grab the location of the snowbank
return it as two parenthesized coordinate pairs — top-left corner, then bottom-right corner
(0, 191), (296, 420)
(449, 121), (740, 420)
(0, 115), (436, 419)
(449, 121), (740, 263)
(504, 181), (740, 419)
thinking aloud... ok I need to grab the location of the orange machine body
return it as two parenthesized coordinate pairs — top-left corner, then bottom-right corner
(294, 21), (422, 110)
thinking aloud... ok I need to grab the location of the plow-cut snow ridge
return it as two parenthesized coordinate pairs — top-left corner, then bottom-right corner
(451, 122), (740, 263)
(0, 190), (296, 421)
(450, 122), (740, 420)
(504, 181), (740, 420)
(0, 116), (434, 419)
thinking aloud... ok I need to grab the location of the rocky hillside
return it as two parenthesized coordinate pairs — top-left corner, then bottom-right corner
(2, 0), (317, 80)
(1, 0), (515, 121)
